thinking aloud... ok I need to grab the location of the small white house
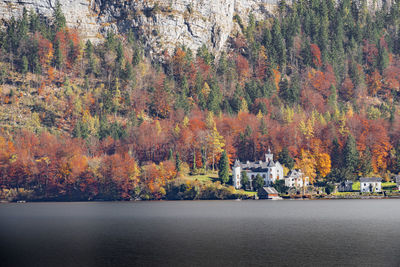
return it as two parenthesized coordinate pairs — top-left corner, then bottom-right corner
(360, 177), (382, 193)
(284, 170), (309, 188)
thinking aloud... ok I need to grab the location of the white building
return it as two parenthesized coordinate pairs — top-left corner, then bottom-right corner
(232, 149), (284, 189)
(360, 177), (382, 193)
(284, 170), (309, 188)
(395, 175), (400, 189)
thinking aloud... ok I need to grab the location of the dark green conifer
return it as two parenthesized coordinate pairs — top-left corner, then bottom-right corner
(218, 150), (230, 184)
(175, 152), (181, 172)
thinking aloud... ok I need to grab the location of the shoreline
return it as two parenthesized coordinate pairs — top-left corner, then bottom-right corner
(1, 195), (400, 203)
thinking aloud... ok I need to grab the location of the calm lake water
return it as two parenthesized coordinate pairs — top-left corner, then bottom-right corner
(0, 200), (399, 267)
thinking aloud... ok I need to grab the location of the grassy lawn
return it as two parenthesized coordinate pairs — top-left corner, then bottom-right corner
(236, 190), (257, 197)
(382, 182), (398, 191)
(184, 172), (219, 183)
(382, 182), (397, 187)
(352, 181), (360, 191)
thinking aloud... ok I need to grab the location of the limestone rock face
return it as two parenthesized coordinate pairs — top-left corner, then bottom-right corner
(0, 0), (279, 56)
(92, 0), (280, 56)
(0, 0), (100, 42)
(0, 0), (394, 57)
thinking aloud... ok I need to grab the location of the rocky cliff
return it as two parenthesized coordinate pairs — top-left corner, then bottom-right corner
(0, 0), (394, 57)
(0, 0), (282, 56)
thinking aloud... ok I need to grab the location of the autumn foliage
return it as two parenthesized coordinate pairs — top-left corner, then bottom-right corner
(2, 1), (400, 200)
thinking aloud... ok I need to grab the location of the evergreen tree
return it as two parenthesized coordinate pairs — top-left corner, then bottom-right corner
(192, 152), (197, 172)
(360, 148), (372, 176)
(217, 52), (228, 75)
(378, 44), (389, 73)
(175, 152), (182, 172)
(218, 150), (230, 184)
(328, 85), (338, 108)
(278, 147), (295, 170)
(54, 39), (63, 69)
(98, 116), (110, 140)
(207, 80), (222, 113)
(168, 149), (173, 161)
(343, 135), (359, 179)
(318, 1), (329, 62)
(132, 46), (142, 66)
(254, 174), (265, 191)
(259, 118), (268, 135)
(124, 61), (134, 82)
(331, 137), (342, 168)
(241, 171), (249, 189)
(85, 40), (95, 74)
(116, 41), (124, 77)
(73, 120), (89, 139)
(21, 55), (28, 74)
(390, 105), (396, 124)
(279, 75), (300, 105)
(301, 37), (312, 67)
(54, 0), (66, 31)
(271, 18), (286, 70)
(201, 147), (207, 171)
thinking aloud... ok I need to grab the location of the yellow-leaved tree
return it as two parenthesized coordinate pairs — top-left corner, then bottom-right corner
(295, 149), (317, 190)
(316, 153), (331, 178)
(205, 112), (225, 171)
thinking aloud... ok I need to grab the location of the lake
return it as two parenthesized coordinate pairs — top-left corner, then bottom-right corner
(0, 200), (399, 267)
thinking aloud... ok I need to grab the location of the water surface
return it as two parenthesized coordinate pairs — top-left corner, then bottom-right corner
(0, 200), (399, 266)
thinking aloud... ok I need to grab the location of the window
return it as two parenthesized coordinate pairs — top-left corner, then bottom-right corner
(263, 174), (266, 178)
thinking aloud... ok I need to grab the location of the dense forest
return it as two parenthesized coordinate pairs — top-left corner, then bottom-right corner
(1, 0), (400, 200)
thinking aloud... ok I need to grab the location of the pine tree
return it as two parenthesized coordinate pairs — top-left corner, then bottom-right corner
(343, 135), (359, 179)
(124, 61), (134, 82)
(378, 44), (389, 73)
(54, 0), (66, 31)
(207, 81), (222, 113)
(168, 149), (173, 161)
(54, 39), (63, 70)
(218, 150), (230, 184)
(271, 18), (286, 70)
(192, 152), (197, 172)
(279, 75), (299, 105)
(85, 40), (95, 74)
(360, 148), (372, 176)
(132, 46), (141, 66)
(116, 41), (124, 78)
(175, 152), (181, 172)
(318, 1), (329, 62)
(331, 137), (342, 168)
(278, 147), (295, 170)
(21, 55), (28, 74)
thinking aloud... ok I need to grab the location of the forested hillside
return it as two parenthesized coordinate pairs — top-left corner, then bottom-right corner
(1, 0), (400, 200)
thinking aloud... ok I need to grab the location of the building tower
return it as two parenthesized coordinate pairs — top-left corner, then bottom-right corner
(232, 159), (241, 189)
